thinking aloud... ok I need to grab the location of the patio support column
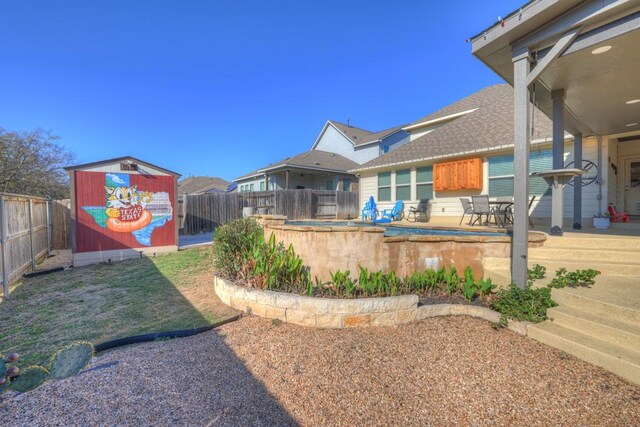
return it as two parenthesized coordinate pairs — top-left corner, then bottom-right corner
(573, 133), (583, 229)
(285, 170), (290, 190)
(550, 90), (566, 236)
(512, 49), (532, 288)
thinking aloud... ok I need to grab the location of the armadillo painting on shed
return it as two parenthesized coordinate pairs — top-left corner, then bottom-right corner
(65, 157), (180, 266)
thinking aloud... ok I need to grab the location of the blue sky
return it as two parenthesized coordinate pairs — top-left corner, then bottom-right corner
(1, 0), (524, 181)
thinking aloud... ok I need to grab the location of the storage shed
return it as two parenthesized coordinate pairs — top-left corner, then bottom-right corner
(65, 156), (180, 266)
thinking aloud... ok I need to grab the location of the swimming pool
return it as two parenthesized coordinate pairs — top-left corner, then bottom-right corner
(286, 221), (506, 237)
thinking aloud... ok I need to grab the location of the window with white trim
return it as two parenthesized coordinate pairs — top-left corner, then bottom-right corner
(378, 172), (391, 202)
(416, 166), (433, 200)
(395, 169), (411, 201)
(488, 149), (552, 197)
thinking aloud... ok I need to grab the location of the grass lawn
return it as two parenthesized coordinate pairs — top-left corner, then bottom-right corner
(0, 248), (237, 367)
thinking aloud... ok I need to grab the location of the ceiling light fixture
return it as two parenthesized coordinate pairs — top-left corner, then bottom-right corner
(626, 123), (638, 127)
(591, 45), (612, 54)
(626, 99), (640, 105)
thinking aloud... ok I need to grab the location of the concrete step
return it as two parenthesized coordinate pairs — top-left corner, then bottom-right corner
(546, 305), (640, 350)
(528, 247), (640, 264)
(551, 287), (640, 325)
(544, 235), (640, 250)
(528, 321), (640, 385)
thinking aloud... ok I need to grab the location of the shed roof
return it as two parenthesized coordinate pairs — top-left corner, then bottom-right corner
(64, 156), (181, 177)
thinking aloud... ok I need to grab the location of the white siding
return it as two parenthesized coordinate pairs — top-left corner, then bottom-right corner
(315, 125), (363, 163)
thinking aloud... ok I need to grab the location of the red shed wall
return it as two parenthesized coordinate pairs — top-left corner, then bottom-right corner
(74, 171), (176, 253)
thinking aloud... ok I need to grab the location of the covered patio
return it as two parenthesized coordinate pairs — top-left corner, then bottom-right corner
(472, 0), (640, 287)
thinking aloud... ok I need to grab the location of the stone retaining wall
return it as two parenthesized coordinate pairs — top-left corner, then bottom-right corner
(256, 217), (545, 282)
(214, 276), (528, 333)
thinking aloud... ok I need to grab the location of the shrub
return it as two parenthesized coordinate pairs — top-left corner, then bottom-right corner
(212, 218), (264, 279)
(248, 233), (311, 291)
(528, 264), (546, 280)
(491, 284), (557, 327)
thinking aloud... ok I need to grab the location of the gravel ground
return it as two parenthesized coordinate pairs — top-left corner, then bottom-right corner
(1, 316), (639, 426)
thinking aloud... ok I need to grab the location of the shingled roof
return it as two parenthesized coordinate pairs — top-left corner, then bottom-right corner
(328, 121), (406, 146)
(235, 150), (359, 181)
(353, 84), (555, 172)
(178, 176), (230, 194)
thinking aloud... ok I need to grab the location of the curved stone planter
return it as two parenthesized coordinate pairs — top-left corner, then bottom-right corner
(214, 276), (528, 334)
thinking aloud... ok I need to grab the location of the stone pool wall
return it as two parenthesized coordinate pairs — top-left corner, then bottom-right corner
(256, 216), (545, 282)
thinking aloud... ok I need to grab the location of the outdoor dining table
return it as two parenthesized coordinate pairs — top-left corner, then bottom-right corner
(489, 200), (514, 227)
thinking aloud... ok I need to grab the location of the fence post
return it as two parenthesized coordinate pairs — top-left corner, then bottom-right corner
(0, 196), (9, 297)
(28, 198), (36, 271)
(46, 200), (52, 256)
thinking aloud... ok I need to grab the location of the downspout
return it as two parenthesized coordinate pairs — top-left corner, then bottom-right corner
(597, 136), (603, 215)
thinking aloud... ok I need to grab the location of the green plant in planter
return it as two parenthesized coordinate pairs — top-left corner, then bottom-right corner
(462, 267), (476, 301)
(444, 267), (459, 295)
(212, 217), (264, 279)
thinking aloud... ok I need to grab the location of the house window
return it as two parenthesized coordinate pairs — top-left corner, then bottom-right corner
(416, 166), (433, 200)
(488, 149), (552, 197)
(249, 183), (254, 191)
(343, 179), (351, 192)
(326, 180), (333, 190)
(378, 172), (391, 202)
(260, 181), (265, 191)
(395, 169), (411, 201)
(240, 185), (245, 192)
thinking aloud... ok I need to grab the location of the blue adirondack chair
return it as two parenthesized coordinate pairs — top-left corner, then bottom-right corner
(374, 201), (405, 224)
(361, 196), (378, 221)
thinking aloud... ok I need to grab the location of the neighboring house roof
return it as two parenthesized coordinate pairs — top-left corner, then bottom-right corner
(178, 176), (230, 194)
(235, 150), (359, 181)
(352, 84), (555, 172)
(328, 121), (374, 146)
(64, 156), (181, 177)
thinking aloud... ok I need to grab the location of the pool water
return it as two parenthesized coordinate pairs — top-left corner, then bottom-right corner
(286, 221), (506, 237)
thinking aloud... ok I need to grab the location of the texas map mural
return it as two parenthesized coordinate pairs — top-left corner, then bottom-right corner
(75, 171), (175, 252)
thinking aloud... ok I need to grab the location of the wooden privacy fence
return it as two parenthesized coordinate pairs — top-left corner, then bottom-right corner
(182, 190), (359, 235)
(51, 199), (72, 250)
(0, 193), (52, 297)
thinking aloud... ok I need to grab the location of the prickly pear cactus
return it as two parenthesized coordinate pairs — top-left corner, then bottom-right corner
(49, 341), (94, 379)
(0, 354), (6, 378)
(10, 366), (49, 392)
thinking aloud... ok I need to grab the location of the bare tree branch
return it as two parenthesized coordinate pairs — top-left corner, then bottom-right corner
(0, 128), (75, 199)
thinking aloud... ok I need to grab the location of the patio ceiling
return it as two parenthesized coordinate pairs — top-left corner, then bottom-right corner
(472, 0), (640, 137)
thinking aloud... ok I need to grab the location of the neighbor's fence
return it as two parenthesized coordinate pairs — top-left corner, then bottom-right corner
(181, 189), (359, 235)
(0, 193), (52, 297)
(51, 199), (72, 250)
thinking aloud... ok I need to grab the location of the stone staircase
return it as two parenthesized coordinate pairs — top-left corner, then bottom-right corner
(484, 233), (640, 385)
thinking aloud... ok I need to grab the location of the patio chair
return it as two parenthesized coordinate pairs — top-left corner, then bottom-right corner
(407, 199), (430, 222)
(361, 196), (378, 222)
(459, 198), (473, 225)
(374, 200), (404, 224)
(607, 204), (629, 223)
(470, 195), (496, 226)
(495, 196), (513, 226)
(503, 195), (536, 227)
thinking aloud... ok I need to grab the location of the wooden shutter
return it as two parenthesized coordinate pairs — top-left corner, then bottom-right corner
(433, 158), (483, 191)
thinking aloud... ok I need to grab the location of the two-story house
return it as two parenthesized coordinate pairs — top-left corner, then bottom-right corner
(234, 120), (408, 192)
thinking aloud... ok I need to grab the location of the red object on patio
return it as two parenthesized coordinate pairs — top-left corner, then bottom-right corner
(607, 204), (629, 223)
